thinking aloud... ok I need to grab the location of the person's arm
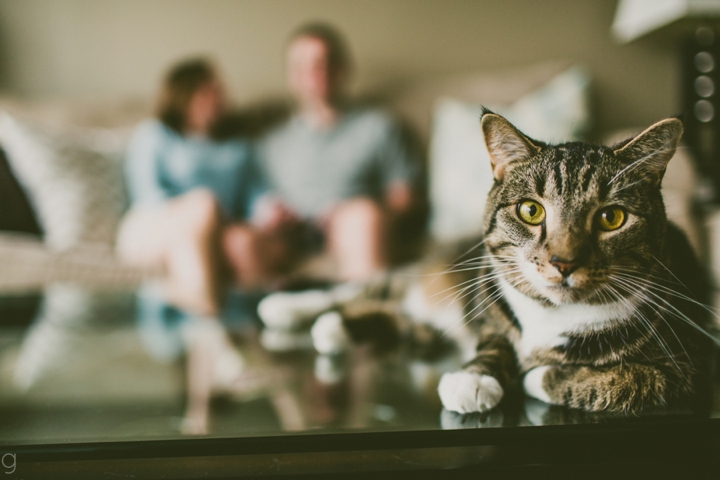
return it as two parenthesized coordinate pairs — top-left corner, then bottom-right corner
(386, 181), (414, 213)
(378, 117), (423, 216)
(237, 144), (299, 230)
(378, 116), (429, 264)
(125, 122), (174, 206)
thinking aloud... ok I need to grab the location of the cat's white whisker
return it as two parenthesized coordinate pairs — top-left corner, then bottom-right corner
(609, 274), (720, 347)
(427, 267), (521, 309)
(449, 237), (490, 265)
(443, 269), (524, 309)
(606, 280), (689, 378)
(649, 254), (692, 293)
(449, 273), (531, 336)
(424, 248), (500, 286)
(604, 283), (677, 364)
(612, 272), (719, 317)
(409, 255), (511, 280)
(612, 266), (683, 286)
(446, 288), (506, 337)
(440, 284), (505, 337)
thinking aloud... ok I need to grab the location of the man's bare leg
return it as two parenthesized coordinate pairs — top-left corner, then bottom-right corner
(222, 224), (295, 288)
(326, 197), (386, 281)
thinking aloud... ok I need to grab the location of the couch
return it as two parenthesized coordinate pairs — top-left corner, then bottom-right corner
(0, 59), (713, 408)
(0, 59), (705, 298)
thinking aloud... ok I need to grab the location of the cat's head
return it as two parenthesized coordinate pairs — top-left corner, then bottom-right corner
(481, 111), (683, 306)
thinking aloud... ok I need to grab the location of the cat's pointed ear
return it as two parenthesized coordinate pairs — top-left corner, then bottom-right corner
(611, 118), (683, 186)
(481, 111), (541, 181)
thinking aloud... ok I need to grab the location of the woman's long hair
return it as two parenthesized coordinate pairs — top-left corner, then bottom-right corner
(156, 58), (216, 134)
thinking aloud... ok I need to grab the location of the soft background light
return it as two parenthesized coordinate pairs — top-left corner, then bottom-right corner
(0, 0), (677, 135)
(612, 0), (720, 42)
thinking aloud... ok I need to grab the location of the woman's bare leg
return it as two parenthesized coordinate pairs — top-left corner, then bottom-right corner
(180, 317), (245, 435)
(163, 189), (224, 315)
(118, 188), (224, 316)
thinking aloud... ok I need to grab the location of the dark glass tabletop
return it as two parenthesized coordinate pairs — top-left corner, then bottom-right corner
(1, 285), (719, 478)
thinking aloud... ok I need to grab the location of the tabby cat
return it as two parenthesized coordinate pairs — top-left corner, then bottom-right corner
(258, 111), (713, 413)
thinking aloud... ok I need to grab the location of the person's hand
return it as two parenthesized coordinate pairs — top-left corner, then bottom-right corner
(386, 183), (414, 214)
(252, 196), (300, 232)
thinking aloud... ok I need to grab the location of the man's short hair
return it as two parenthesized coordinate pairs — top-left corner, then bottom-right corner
(289, 22), (351, 73)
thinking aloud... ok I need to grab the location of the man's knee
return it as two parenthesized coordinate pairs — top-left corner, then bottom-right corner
(327, 197), (386, 279)
(332, 197), (383, 230)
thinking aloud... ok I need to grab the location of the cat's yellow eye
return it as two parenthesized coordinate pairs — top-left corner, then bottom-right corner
(517, 200), (546, 225)
(598, 207), (627, 231)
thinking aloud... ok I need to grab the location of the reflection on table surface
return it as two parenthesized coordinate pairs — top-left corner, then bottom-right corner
(0, 284), (718, 445)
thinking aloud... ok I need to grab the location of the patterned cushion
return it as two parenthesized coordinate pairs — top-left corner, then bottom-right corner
(0, 112), (129, 250)
(388, 59), (576, 148)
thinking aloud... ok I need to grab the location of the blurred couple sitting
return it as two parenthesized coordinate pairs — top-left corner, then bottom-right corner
(116, 23), (426, 318)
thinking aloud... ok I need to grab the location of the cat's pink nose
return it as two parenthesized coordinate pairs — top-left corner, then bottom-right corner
(549, 256), (579, 276)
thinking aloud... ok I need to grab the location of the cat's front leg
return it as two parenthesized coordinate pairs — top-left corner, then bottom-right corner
(523, 363), (671, 412)
(438, 335), (517, 413)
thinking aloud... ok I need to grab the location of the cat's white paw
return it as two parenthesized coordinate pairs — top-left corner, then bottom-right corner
(311, 311), (350, 355)
(523, 366), (552, 403)
(258, 290), (335, 330)
(438, 371), (504, 413)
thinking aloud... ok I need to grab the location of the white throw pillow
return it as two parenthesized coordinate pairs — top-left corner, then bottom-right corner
(0, 112), (128, 250)
(429, 65), (591, 241)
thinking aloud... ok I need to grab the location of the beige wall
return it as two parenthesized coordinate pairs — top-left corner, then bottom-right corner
(0, 0), (676, 135)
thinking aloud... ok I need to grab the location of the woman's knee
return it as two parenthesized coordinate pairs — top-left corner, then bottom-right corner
(173, 188), (222, 232)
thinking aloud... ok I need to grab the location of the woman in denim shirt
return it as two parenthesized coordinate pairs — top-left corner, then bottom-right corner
(118, 58), (291, 317)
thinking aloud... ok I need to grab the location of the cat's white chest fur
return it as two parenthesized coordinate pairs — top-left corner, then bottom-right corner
(498, 279), (637, 359)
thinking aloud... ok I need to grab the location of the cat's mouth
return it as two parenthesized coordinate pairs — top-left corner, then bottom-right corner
(550, 278), (574, 289)
(546, 280), (592, 297)
(545, 280), (587, 297)
(517, 262), (600, 304)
